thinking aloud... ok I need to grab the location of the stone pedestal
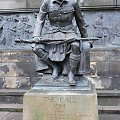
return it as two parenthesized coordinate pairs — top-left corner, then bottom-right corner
(23, 84), (98, 120)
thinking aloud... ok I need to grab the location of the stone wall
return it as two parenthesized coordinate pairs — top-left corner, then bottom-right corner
(0, 0), (120, 90)
(0, 10), (120, 90)
(0, 50), (37, 89)
(0, 0), (26, 9)
(0, 0), (118, 9)
(78, 0), (116, 6)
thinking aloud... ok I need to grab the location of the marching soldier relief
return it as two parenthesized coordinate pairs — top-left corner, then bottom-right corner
(0, 16), (17, 47)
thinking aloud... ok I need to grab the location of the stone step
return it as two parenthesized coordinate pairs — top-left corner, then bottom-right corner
(0, 90), (120, 105)
(98, 106), (120, 114)
(0, 112), (22, 120)
(0, 104), (120, 114)
(0, 104), (23, 112)
(0, 112), (120, 120)
(0, 89), (120, 113)
(0, 89), (120, 96)
(97, 90), (120, 96)
(99, 114), (120, 120)
(0, 89), (28, 96)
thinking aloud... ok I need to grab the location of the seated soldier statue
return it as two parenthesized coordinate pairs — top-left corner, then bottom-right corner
(32, 0), (92, 86)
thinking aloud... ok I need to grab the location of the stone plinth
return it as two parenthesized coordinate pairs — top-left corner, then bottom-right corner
(23, 86), (98, 120)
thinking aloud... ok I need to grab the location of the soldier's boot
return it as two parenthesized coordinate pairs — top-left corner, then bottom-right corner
(68, 59), (79, 86)
(45, 58), (60, 78)
(68, 42), (80, 85)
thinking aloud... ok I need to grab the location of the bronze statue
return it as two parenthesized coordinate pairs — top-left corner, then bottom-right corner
(32, 0), (93, 86)
(15, 0), (99, 86)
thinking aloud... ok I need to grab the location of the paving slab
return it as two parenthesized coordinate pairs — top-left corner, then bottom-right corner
(0, 112), (9, 120)
(2, 112), (22, 120)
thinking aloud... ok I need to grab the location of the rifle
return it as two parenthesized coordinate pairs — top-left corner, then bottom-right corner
(15, 37), (99, 45)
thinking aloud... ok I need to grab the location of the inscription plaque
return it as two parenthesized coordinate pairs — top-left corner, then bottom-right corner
(23, 88), (98, 120)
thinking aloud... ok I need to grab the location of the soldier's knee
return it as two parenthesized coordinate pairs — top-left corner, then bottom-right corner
(71, 42), (80, 54)
(82, 42), (91, 52)
(71, 41), (79, 47)
(33, 47), (48, 60)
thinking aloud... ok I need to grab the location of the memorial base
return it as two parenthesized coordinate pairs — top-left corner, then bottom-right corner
(23, 84), (98, 120)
